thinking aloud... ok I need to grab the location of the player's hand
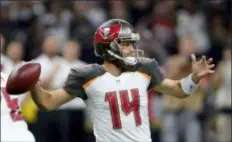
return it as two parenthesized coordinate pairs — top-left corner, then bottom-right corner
(191, 54), (215, 83)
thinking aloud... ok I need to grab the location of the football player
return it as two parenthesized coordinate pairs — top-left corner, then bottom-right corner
(1, 72), (35, 142)
(28, 19), (215, 142)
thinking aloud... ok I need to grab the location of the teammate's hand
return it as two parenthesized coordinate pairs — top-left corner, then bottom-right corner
(191, 54), (215, 83)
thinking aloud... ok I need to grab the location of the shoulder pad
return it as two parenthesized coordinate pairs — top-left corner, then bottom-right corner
(71, 64), (96, 77)
(70, 64), (105, 81)
(138, 57), (158, 66)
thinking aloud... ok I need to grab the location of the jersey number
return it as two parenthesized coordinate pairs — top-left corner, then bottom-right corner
(2, 88), (23, 121)
(105, 88), (142, 129)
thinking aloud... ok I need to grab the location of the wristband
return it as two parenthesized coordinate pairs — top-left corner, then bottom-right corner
(180, 74), (199, 95)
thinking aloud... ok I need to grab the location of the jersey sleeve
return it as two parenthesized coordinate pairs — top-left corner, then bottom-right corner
(63, 68), (88, 100)
(139, 58), (165, 89)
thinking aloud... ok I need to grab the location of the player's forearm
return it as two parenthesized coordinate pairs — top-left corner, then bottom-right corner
(155, 74), (199, 98)
(29, 83), (54, 111)
(155, 79), (186, 98)
(179, 73), (199, 97)
(167, 80), (189, 98)
(174, 80), (190, 98)
(171, 73), (201, 98)
(169, 74), (200, 98)
(163, 80), (197, 98)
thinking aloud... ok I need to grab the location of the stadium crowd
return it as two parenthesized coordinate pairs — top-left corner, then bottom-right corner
(1, 0), (231, 142)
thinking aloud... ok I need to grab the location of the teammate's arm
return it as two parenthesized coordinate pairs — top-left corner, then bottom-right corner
(154, 54), (215, 98)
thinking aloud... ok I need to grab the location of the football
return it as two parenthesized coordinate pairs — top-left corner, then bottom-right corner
(6, 62), (41, 94)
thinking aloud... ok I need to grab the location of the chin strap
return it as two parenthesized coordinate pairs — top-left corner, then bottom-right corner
(107, 50), (138, 66)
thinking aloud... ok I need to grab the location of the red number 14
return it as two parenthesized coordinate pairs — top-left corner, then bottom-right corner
(105, 88), (142, 129)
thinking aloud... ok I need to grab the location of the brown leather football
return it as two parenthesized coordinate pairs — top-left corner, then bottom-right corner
(6, 62), (41, 94)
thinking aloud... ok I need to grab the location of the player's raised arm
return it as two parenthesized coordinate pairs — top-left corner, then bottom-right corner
(154, 54), (215, 98)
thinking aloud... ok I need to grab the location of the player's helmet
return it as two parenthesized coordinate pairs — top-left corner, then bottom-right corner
(94, 19), (143, 70)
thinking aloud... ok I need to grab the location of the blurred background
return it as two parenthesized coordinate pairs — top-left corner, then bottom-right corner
(0, 0), (231, 142)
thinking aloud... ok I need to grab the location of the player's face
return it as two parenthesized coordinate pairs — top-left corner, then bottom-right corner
(64, 41), (80, 60)
(119, 41), (144, 59)
(119, 41), (135, 57)
(7, 42), (23, 61)
(43, 36), (58, 56)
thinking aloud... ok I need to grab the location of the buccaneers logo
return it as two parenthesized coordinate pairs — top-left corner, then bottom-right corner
(95, 24), (120, 42)
(99, 27), (116, 40)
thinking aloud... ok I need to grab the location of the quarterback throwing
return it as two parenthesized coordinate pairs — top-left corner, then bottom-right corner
(28, 19), (215, 142)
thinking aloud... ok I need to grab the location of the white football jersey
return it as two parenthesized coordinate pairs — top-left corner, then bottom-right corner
(1, 72), (35, 142)
(63, 58), (164, 142)
(1, 54), (14, 75)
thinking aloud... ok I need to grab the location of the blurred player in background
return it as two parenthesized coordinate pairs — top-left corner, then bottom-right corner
(0, 34), (14, 75)
(1, 72), (35, 142)
(1, 35), (34, 141)
(51, 40), (86, 90)
(28, 19), (215, 142)
(6, 41), (24, 67)
(212, 44), (231, 142)
(35, 35), (62, 90)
